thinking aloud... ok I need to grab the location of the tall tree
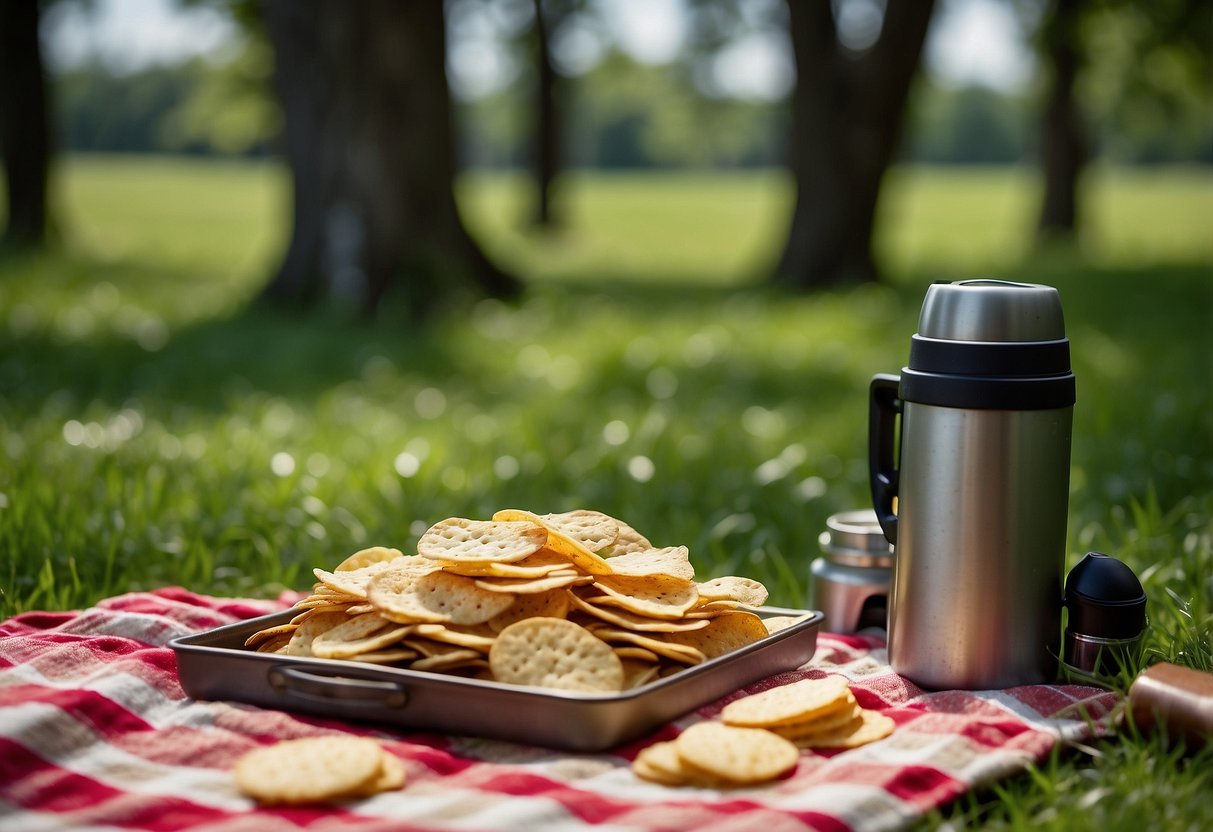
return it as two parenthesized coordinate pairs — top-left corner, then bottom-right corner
(262, 0), (519, 317)
(0, 0), (53, 248)
(1036, 0), (1087, 239)
(776, 0), (936, 288)
(1034, 0), (1211, 241)
(531, 0), (561, 227)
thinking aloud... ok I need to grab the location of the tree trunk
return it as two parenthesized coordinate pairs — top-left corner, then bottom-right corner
(775, 0), (935, 288)
(262, 0), (520, 317)
(1037, 0), (1087, 240)
(532, 0), (561, 228)
(0, 0), (52, 248)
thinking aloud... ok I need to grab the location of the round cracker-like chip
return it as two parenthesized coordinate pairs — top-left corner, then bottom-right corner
(411, 649), (485, 672)
(283, 611), (351, 657)
(605, 519), (653, 555)
(591, 575), (699, 620)
(601, 546), (695, 581)
(695, 576), (769, 606)
(488, 589), (570, 632)
(244, 623), (297, 648)
(772, 700), (862, 744)
(347, 648), (419, 664)
(633, 740), (693, 786)
(368, 568), (516, 625)
(585, 625), (707, 665)
(622, 660), (662, 690)
(568, 592), (710, 633)
(361, 749), (407, 794)
(234, 736), (384, 805)
(490, 617), (624, 692)
(294, 595), (360, 611)
(537, 509), (620, 552)
(720, 675), (853, 728)
(412, 623), (497, 652)
(662, 610), (769, 659)
(255, 633), (294, 654)
(440, 549), (572, 579)
(800, 708), (896, 749)
(313, 563), (399, 601)
(473, 573), (589, 594)
(312, 619), (412, 660)
(761, 614), (812, 634)
(493, 509), (615, 575)
(335, 546), (402, 572)
(674, 722), (799, 785)
(418, 518), (547, 563)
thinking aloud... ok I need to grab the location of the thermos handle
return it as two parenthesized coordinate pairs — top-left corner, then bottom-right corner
(869, 373), (902, 545)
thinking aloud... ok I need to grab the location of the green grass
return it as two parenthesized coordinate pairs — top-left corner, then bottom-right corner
(2, 155), (1211, 827)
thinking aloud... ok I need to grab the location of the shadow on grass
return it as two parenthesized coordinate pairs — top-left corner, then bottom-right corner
(2, 254), (1208, 435)
(1, 263), (907, 418)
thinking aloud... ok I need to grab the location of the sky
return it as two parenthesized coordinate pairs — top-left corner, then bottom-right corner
(45, 0), (1036, 98)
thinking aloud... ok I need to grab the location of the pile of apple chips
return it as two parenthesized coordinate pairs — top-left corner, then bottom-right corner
(246, 509), (806, 693)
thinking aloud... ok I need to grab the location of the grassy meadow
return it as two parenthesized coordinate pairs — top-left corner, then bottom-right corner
(1, 155), (1211, 828)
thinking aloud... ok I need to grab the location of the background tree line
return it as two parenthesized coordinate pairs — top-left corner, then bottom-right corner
(45, 11), (1212, 168)
(3, 0), (1210, 312)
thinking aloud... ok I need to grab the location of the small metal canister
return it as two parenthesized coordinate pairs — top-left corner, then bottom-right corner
(811, 510), (894, 634)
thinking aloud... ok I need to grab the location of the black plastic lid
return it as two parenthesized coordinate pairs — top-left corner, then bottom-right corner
(1064, 552), (1147, 640)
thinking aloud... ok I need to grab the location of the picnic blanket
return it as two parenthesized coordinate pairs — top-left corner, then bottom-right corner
(0, 588), (1120, 832)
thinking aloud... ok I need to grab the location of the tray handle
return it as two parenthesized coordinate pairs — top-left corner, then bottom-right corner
(268, 665), (409, 708)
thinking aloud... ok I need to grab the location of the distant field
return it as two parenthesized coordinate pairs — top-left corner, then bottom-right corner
(462, 165), (1213, 284)
(47, 156), (1213, 301)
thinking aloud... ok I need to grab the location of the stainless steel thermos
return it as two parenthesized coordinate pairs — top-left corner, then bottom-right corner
(869, 280), (1076, 689)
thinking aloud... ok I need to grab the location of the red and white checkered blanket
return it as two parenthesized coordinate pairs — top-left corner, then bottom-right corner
(0, 588), (1119, 832)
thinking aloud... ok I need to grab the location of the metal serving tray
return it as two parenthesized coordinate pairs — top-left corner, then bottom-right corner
(170, 606), (823, 752)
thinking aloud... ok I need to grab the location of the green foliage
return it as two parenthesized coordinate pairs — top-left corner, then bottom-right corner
(1080, 0), (1213, 163)
(53, 44), (277, 157)
(0, 157), (1210, 828)
(43, 8), (1212, 167)
(905, 82), (1034, 164)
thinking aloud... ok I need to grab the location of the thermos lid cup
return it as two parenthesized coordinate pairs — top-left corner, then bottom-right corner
(1064, 551), (1148, 640)
(899, 279), (1076, 411)
(918, 279), (1066, 342)
(1062, 552), (1148, 678)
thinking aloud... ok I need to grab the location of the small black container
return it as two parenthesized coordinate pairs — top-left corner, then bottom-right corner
(1062, 552), (1147, 681)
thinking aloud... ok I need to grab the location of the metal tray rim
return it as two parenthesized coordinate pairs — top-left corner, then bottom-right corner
(170, 605), (823, 702)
